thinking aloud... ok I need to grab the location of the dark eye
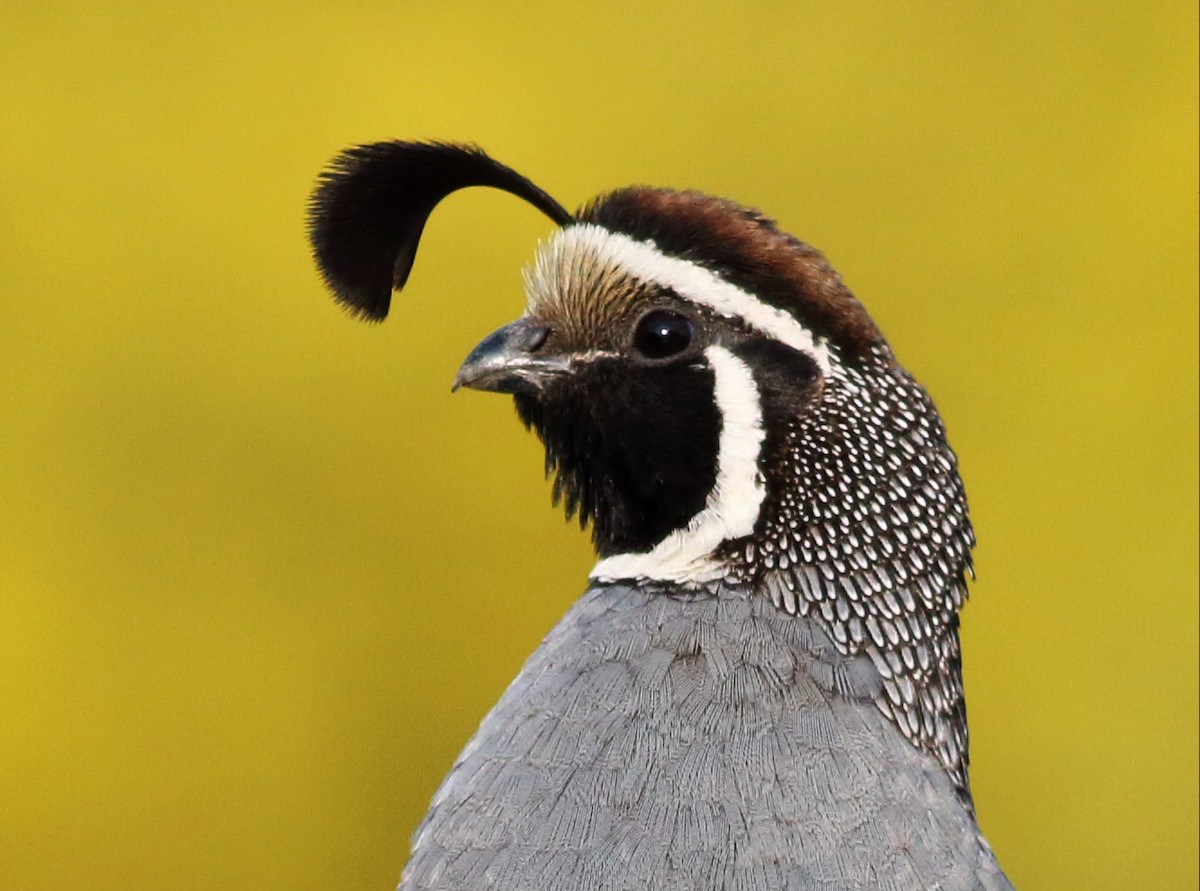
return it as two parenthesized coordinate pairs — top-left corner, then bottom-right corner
(633, 310), (693, 359)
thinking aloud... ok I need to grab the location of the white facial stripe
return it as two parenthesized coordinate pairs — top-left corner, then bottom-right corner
(569, 349), (620, 365)
(590, 344), (766, 583)
(545, 223), (831, 375)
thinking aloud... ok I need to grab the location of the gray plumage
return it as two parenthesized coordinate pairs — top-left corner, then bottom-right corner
(401, 584), (1009, 890)
(305, 141), (1014, 891)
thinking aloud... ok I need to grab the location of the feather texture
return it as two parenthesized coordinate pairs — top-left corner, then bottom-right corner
(401, 584), (1011, 891)
(308, 141), (571, 319)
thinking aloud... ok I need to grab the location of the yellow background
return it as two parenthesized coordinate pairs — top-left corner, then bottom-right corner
(1, 3), (1195, 889)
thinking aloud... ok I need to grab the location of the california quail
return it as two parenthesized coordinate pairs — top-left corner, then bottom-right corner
(308, 141), (1014, 891)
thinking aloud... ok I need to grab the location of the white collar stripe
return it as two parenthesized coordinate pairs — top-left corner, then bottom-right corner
(590, 344), (766, 583)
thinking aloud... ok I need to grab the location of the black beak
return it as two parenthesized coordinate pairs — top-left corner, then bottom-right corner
(452, 319), (566, 394)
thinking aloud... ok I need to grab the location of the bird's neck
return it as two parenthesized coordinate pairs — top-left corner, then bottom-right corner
(721, 356), (978, 802)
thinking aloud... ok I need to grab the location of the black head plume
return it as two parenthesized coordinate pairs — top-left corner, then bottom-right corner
(307, 141), (574, 320)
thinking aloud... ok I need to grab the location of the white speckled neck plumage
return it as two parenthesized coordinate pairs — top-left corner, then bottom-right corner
(524, 222), (977, 803)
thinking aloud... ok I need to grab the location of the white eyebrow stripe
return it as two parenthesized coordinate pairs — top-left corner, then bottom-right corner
(590, 344), (766, 584)
(551, 223), (831, 374)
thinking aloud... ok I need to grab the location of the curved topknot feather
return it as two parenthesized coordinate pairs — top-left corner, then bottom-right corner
(307, 141), (573, 320)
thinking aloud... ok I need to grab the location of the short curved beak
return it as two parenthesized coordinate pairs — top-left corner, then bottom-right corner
(452, 318), (567, 394)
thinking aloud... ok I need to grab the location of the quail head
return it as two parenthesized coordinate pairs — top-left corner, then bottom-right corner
(308, 141), (1013, 891)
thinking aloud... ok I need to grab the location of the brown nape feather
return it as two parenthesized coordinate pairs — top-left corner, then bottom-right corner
(578, 188), (883, 361)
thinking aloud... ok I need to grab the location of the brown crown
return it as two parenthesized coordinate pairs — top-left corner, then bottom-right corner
(578, 188), (883, 360)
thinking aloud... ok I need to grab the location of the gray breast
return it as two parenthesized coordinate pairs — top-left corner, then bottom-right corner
(400, 584), (1010, 891)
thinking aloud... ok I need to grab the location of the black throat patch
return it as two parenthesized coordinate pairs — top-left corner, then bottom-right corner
(515, 357), (722, 557)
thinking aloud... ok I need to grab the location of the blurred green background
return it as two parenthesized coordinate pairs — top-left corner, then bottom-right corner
(1, 3), (1196, 889)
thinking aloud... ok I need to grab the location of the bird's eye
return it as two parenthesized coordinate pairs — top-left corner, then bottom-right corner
(633, 310), (693, 360)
